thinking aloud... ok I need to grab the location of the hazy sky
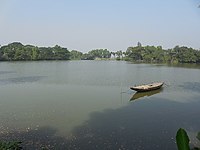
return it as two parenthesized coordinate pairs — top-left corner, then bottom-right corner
(0, 0), (200, 52)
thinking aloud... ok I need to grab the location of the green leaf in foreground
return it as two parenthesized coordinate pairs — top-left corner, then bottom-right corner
(196, 132), (200, 141)
(176, 128), (190, 150)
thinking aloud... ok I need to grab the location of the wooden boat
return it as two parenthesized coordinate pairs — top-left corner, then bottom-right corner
(130, 82), (164, 92)
(130, 88), (163, 101)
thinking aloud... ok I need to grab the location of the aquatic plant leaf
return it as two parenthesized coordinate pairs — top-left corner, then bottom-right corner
(176, 128), (190, 150)
(197, 132), (200, 141)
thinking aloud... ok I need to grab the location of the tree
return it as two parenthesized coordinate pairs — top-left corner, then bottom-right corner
(110, 52), (116, 59)
(102, 49), (111, 58)
(84, 49), (111, 60)
(52, 45), (70, 60)
(70, 50), (83, 60)
(126, 46), (143, 61)
(115, 50), (123, 60)
(1, 42), (24, 60)
(137, 42), (142, 47)
(173, 46), (197, 63)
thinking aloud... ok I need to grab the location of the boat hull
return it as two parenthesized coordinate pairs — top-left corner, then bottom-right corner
(130, 82), (164, 92)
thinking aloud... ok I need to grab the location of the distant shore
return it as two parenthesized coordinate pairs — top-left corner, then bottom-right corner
(0, 42), (200, 63)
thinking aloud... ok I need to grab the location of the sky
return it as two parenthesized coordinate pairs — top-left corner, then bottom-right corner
(0, 0), (200, 52)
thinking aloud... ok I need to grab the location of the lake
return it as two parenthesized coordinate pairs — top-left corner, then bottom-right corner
(0, 60), (200, 149)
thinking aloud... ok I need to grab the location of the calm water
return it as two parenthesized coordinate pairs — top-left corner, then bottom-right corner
(0, 61), (200, 149)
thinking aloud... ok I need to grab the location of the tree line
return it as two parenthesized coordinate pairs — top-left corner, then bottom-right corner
(0, 42), (200, 63)
(0, 42), (70, 61)
(126, 42), (200, 63)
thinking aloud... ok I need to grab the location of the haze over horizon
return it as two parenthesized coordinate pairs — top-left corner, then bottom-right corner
(0, 0), (200, 52)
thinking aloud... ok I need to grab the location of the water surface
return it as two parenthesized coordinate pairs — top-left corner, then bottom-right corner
(0, 61), (200, 149)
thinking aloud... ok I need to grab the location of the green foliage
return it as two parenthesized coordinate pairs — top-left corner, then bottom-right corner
(176, 129), (200, 150)
(0, 42), (200, 63)
(197, 132), (200, 142)
(0, 42), (70, 61)
(0, 42), (23, 60)
(82, 49), (111, 60)
(176, 128), (190, 150)
(52, 45), (70, 60)
(115, 50), (123, 60)
(70, 50), (83, 60)
(0, 141), (22, 150)
(125, 44), (200, 63)
(173, 46), (197, 63)
(81, 53), (95, 60)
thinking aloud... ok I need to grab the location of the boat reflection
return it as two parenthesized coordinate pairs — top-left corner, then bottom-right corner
(130, 88), (163, 101)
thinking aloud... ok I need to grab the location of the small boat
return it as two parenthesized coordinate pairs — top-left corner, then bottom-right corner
(130, 82), (164, 92)
(130, 88), (163, 101)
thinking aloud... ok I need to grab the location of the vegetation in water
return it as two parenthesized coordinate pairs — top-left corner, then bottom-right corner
(176, 128), (200, 150)
(0, 42), (200, 63)
(0, 141), (22, 150)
